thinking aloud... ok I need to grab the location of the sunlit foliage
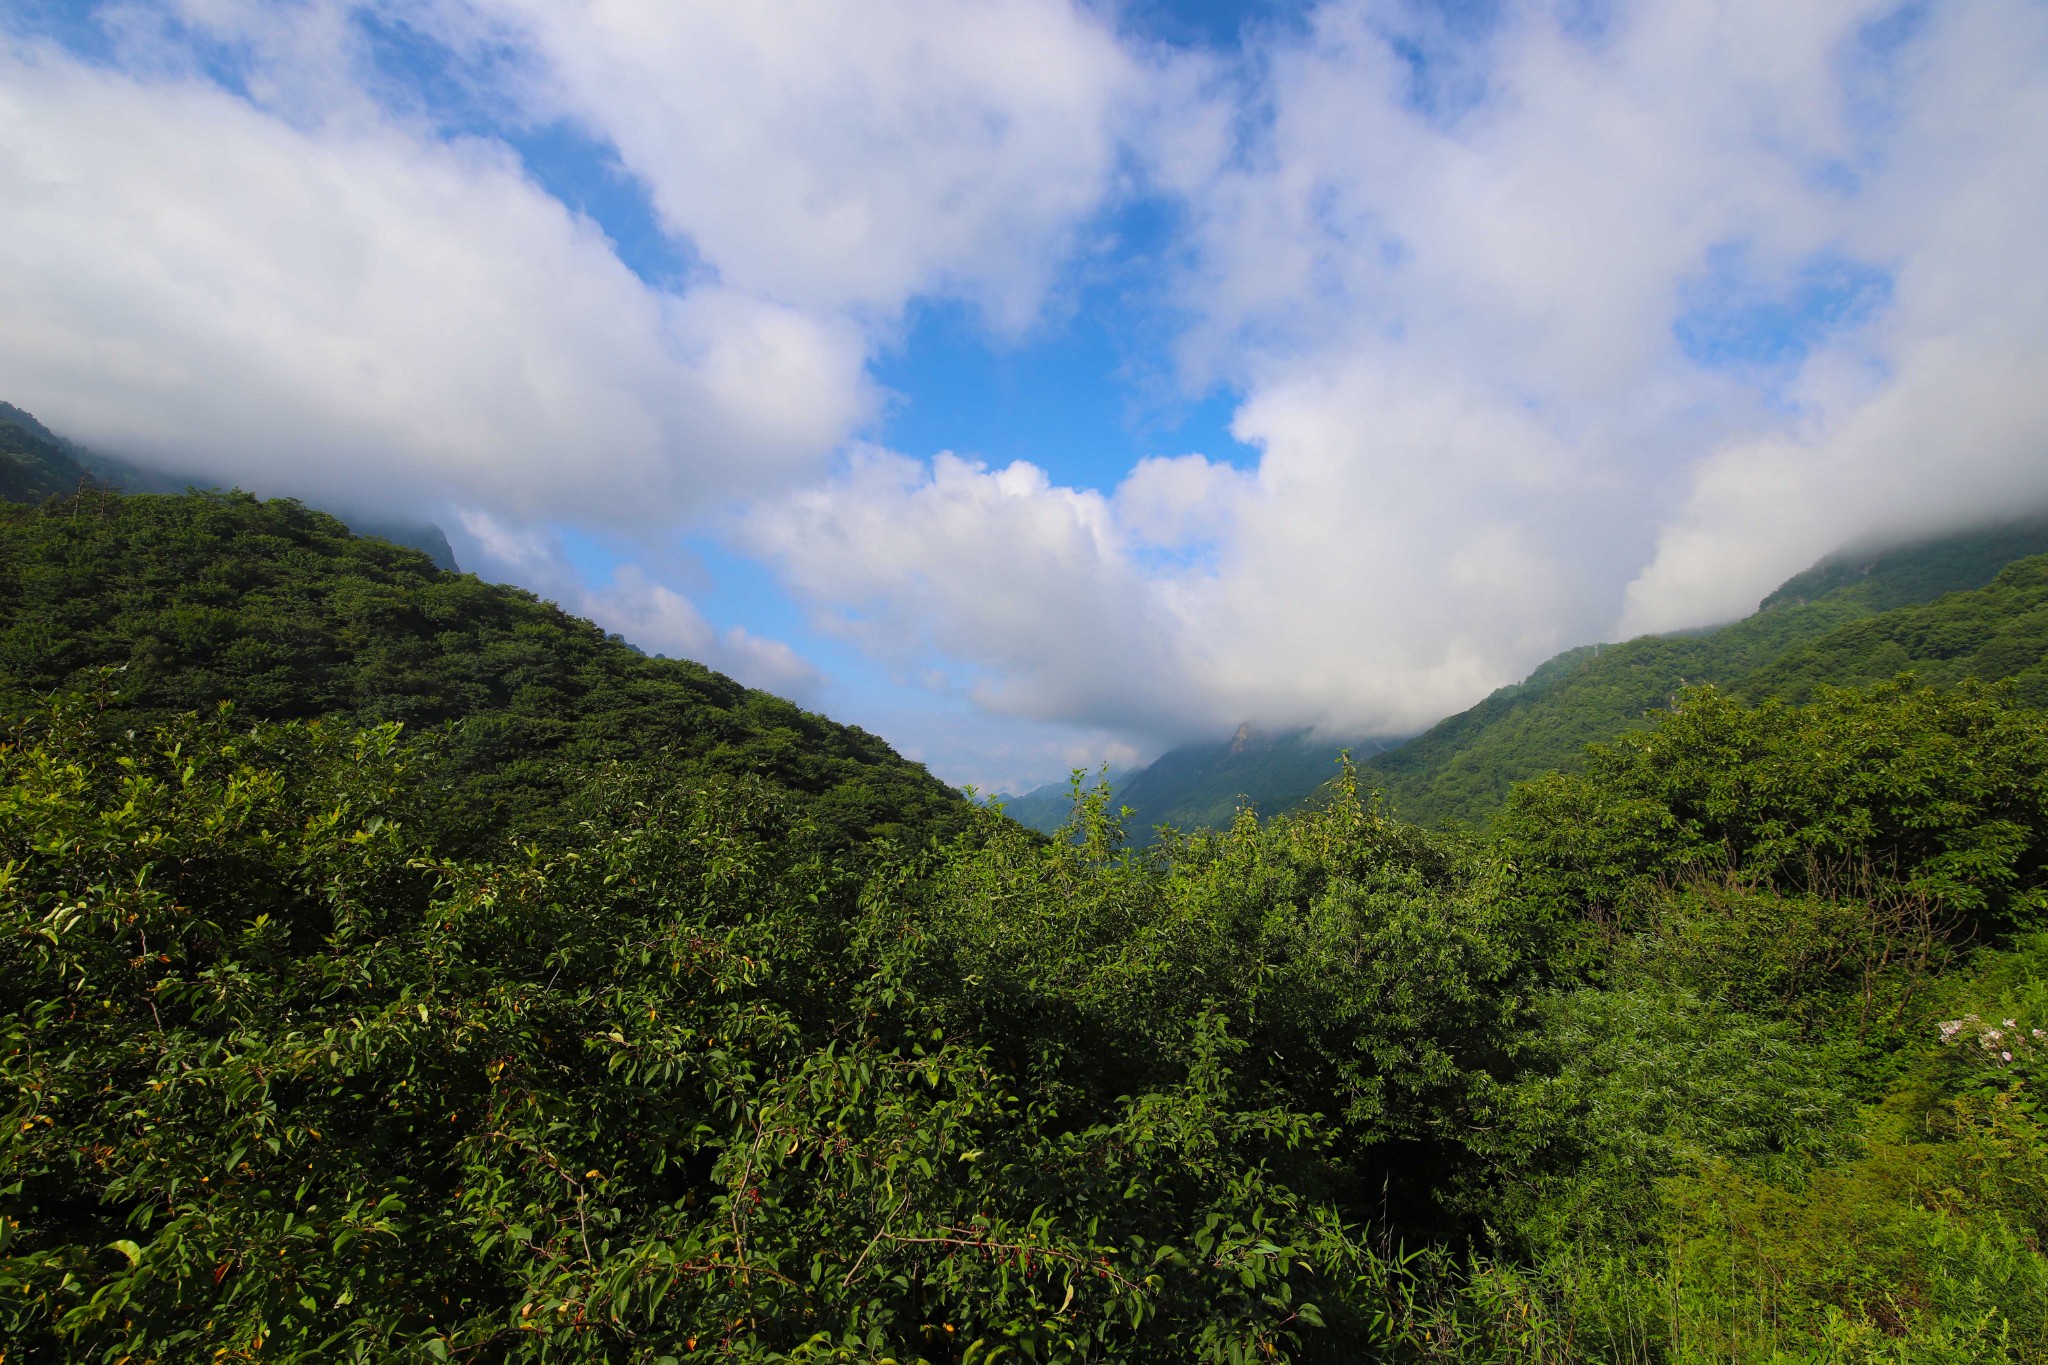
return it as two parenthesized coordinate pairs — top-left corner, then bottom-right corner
(5, 487), (2048, 1362)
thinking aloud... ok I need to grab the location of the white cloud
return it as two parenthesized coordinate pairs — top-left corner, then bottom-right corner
(1197, 358), (1595, 733)
(819, 690), (1145, 799)
(1113, 452), (1251, 549)
(748, 0), (2048, 766)
(1622, 0), (2048, 629)
(451, 0), (1145, 330)
(594, 564), (825, 702)
(744, 447), (1197, 731)
(748, 362), (1595, 745)
(0, 38), (871, 525)
(1621, 338), (2048, 633)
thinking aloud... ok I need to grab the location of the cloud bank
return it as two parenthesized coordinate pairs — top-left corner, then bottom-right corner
(1620, 0), (2048, 631)
(749, 0), (2048, 754)
(0, 39), (869, 527)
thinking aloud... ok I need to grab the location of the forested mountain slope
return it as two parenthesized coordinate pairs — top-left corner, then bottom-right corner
(1011, 516), (2048, 839)
(0, 487), (968, 848)
(1733, 552), (2048, 707)
(1762, 517), (2048, 612)
(1000, 729), (1394, 840)
(0, 400), (459, 569)
(0, 402), (92, 504)
(1002, 725), (1394, 838)
(1356, 515), (2048, 826)
(1110, 724), (1395, 833)
(995, 765), (1125, 831)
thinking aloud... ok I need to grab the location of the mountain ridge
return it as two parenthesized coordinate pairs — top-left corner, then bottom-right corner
(0, 401), (459, 571)
(1357, 512), (2048, 826)
(0, 480), (968, 851)
(1008, 511), (2048, 836)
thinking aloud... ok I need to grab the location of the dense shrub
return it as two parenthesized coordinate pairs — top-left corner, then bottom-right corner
(0, 706), (1431, 1362)
(6, 543), (2048, 1361)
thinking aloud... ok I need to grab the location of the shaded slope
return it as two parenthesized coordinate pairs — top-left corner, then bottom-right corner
(1115, 724), (1391, 836)
(0, 403), (93, 504)
(1003, 728), (1393, 839)
(0, 487), (967, 849)
(994, 767), (1126, 834)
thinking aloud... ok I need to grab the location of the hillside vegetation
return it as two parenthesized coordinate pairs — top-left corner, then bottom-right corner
(1366, 541), (2048, 827)
(5, 670), (2047, 1362)
(4, 422), (2048, 1360)
(0, 488), (967, 850)
(0, 403), (92, 505)
(1735, 553), (2048, 708)
(1015, 516), (2048, 838)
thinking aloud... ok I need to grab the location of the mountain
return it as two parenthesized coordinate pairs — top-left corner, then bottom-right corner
(0, 401), (458, 570)
(1002, 725), (1396, 838)
(0, 402), (93, 503)
(1760, 519), (2048, 613)
(1354, 514), (2048, 827)
(994, 766), (1126, 832)
(0, 483), (968, 850)
(1113, 724), (1394, 835)
(1731, 551), (2048, 708)
(1025, 513), (2048, 840)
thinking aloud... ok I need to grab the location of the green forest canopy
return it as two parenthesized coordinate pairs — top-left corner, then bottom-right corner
(2, 457), (2048, 1359)
(6, 668), (2047, 1362)
(0, 488), (967, 852)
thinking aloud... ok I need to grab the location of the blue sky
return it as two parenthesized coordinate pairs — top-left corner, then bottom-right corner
(4, 0), (2045, 792)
